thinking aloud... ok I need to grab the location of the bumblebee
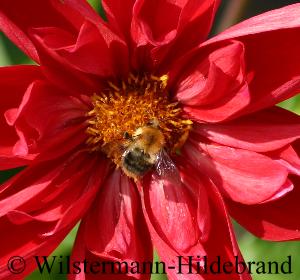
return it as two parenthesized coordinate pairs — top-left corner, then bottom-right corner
(121, 121), (166, 179)
(102, 120), (181, 183)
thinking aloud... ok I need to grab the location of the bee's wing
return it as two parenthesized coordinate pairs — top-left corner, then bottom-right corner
(154, 149), (182, 186)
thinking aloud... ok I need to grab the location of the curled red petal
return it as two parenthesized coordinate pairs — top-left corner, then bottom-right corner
(271, 142), (300, 176)
(32, 20), (129, 79)
(131, 0), (220, 71)
(201, 4), (300, 115)
(183, 139), (291, 205)
(176, 40), (251, 122)
(133, 0), (219, 45)
(4, 79), (88, 163)
(227, 175), (300, 241)
(195, 106), (300, 153)
(0, 0), (101, 63)
(205, 3), (300, 45)
(0, 66), (43, 169)
(177, 41), (245, 106)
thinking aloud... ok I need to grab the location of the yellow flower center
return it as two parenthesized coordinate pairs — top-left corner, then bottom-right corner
(86, 73), (192, 167)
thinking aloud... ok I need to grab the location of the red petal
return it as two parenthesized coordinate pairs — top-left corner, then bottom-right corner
(177, 41), (245, 105)
(85, 170), (152, 266)
(0, 0), (100, 63)
(102, 0), (135, 40)
(143, 173), (202, 251)
(201, 4), (300, 115)
(140, 174), (207, 280)
(5, 79), (88, 163)
(176, 40), (250, 122)
(32, 21), (129, 79)
(0, 66), (42, 169)
(183, 139), (290, 204)
(181, 168), (252, 280)
(1, 0), (125, 88)
(140, 162), (250, 280)
(272, 142), (300, 176)
(0, 224), (67, 280)
(56, 0), (103, 28)
(195, 106), (300, 152)
(0, 153), (108, 278)
(71, 225), (151, 280)
(70, 169), (152, 280)
(133, 0), (219, 44)
(0, 0), (73, 63)
(227, 176), (300, 241)
(131, 0), (220, 70)
(206, 3), (300, 45)
(139, 172), (204, 279)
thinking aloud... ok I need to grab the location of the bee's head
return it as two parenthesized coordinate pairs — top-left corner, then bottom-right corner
(146, 118), (159, 128)
(123, 131), (131, 140)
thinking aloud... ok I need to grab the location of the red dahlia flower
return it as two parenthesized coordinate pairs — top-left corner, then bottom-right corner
(1, 1), (300, 279)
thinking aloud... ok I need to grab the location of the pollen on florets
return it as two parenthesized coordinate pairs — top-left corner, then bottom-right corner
(86, 73), (192, 158)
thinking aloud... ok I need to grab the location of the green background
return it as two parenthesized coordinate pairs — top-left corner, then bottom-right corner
(0, 0), (300, 279)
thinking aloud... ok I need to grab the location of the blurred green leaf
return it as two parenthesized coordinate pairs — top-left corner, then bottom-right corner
(88, 0), (106, 20)
(0, 35), (11, 66)
(0, 32), (33, 66)
(0, 167), (24, 184)
(151, 251), (168, 280)
(279, 95), (300, 114)
(26, 225), (79, 280)
(239, 232), (300, 280)
(87, 0), (101, 12)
